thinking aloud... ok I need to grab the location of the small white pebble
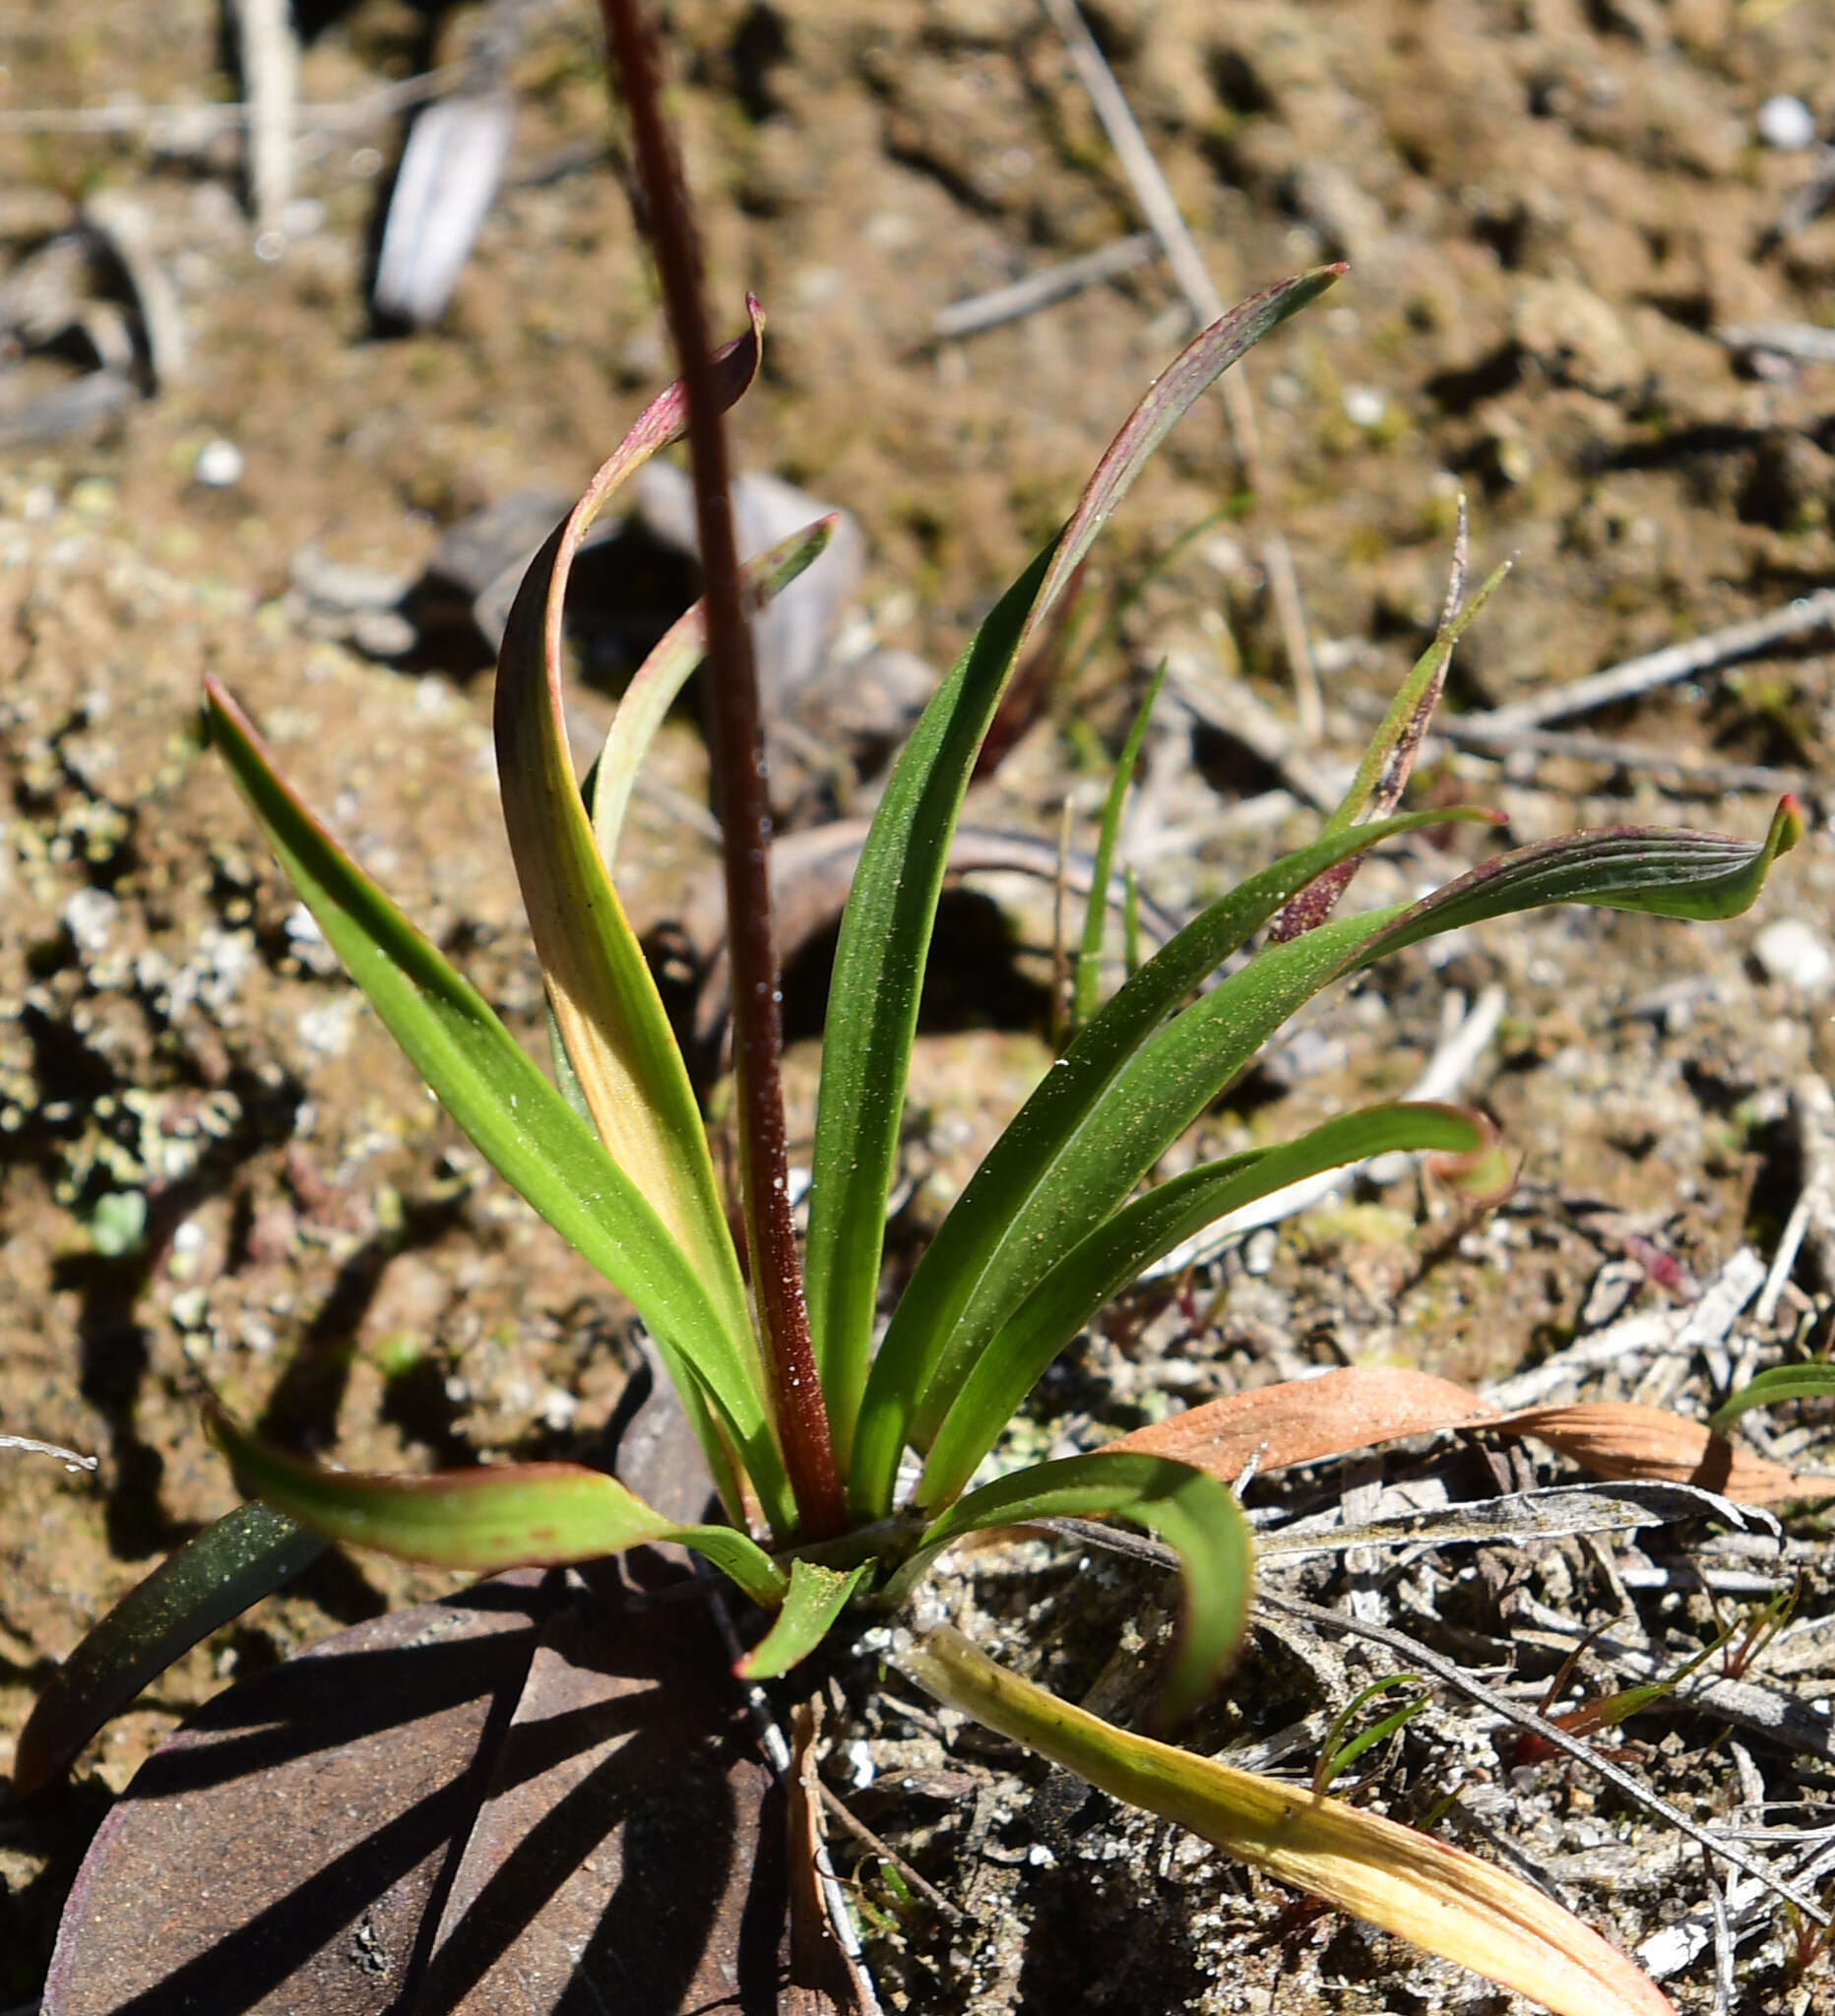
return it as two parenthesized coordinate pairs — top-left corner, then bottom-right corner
(1342, 384), (1387, 428)
(1757, 94), (1817, 151)
(194, 438), (244, 488)
(1754, 917), (1833, 991)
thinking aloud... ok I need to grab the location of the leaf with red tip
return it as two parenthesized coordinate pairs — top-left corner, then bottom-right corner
(492, 306), (765, 1491)
(207, 1404), (788, 1606)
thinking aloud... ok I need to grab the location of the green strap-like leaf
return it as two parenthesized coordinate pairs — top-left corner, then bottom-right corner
(208, 1404), (788, 1609)
(805, 269), (1343, 1494)
(1073, 662), (1166, 1033)
(848, 808), (1490, 1520)
(1362, 795), (1803, 951)
(1709, 1361), (1835, 1435)
(203, 679), (790, 1532)
(13, 1501), (326, 1798)
(494, 307), (762, 1376)
(877, 799), (1800, 1508)
(591, 517), (837, 875)
(898, 1451), (1253, 1728)
(735, 1558), (874, 1679)
(917, 1103), (1489, 1506)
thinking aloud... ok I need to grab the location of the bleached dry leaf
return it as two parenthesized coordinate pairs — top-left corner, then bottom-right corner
(1496, 1402), (1835, 1506)
(1106, 1366), (1498, 1478)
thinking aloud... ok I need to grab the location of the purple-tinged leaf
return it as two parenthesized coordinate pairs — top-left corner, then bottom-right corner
(492, 306), (764, 1453)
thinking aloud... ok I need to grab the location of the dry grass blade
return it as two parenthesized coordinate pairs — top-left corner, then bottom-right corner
(1496, 1402), (1835, 1505)
(903, 1626), (1674, 2016)
(1105, 1366), (1498, 1478)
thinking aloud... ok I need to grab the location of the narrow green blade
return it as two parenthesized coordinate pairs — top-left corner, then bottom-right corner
(1710, 1362), (1835, 1435)
(208, 1404), (787, 1608)
(203, 678), (789, 1530)
(592, 517), (836, 875)
(805, 269), (1344, 1491)
(900, 1451), (1253, 1728)
(13, 1502), (325, 1799)
(1073, 662), (1166, 1033)
(917, 1103), (1489, 1506)
(735, 1558), (874, 1679)
(849, 808), (1490, 1520)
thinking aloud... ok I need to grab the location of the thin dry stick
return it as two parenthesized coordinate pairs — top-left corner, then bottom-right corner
(1038, 0), (1322, 740)
(932, 233), (1155, 342)
(1416, 713), (1803, 797)
(599, 0), (844, 1540)
(0, 68), (461, 137)
(1755, 1074), (1835, 1327)
(230, 0), (298, 240)
(0, 1434), (97, 1470)
(1716, 323), (1835, 367)
(1483, 587), (1835, 729)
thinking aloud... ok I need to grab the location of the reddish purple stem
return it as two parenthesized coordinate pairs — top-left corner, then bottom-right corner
(598, 0), (844, 1542)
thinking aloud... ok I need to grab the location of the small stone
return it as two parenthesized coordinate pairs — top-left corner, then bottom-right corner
(1342, 384), (1387, 429)
(1756, 95), (1817, 151)
(194, 437), (244, 487)
(1753, 917), (1833, 991)
(1511, 277), (1642, 400)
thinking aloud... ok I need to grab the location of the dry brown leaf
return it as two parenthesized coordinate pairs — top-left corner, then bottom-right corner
(1106, 1366), (1499, 1479)
(1496, 1402), (1835, 1506)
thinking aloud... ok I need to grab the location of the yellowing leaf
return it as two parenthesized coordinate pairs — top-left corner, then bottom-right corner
(901, 1627), (1673, 2016)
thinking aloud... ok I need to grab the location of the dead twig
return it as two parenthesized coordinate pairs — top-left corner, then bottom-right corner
(229, 0), (298, 241)
(1411, 712), (1806, 798)
(1755, 1074), (1835, 1327)
(1037, 0), (1321, 739)
(1481, 588), (1835, 730)
(932, 234), (1155, 342)
(1716, 322), (1835, 368)
(0, 1433), (97, 1471)
(0, 68), (462, 139)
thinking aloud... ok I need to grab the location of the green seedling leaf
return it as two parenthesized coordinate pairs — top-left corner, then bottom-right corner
(918, 1103), (1491, 1506)
(900, 1452), (1252, 1728)
(900, 1628), (1676, 2016)
(891, 797), (1799, 1500)
(591, 516), (837, 875)
(207, 1403), (788, 1608)
(1710, 1362), (1835, 1435)
(1313, 1674), (1430, 1796)
(807, 269), (1343, 1496)
(736, 1558), (873, 1679)
(1072, 662), (1165, 1033)
(203, 678), (788, 1534)
(13, 1501), (325, 1799)
(493, 307), (763, 1370)
(853, 804), (1496, 1519)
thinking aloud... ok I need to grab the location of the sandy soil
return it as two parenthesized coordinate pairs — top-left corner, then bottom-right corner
(5, 1), (1835, 2009)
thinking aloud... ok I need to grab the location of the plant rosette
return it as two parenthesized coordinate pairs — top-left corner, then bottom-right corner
(19, 75), (1805, 2016)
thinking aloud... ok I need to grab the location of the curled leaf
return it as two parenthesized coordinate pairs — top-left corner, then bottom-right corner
(900, 1627), (1675, 2016)
(900, 1451), (1253, 1728)
(1495, 1401), (1835, 1506)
